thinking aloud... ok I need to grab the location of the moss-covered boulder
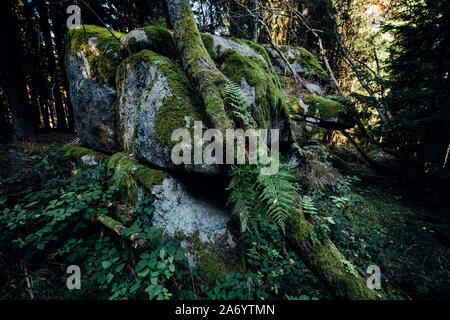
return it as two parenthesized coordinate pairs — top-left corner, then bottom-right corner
(203, 34), (292, 142)
(61, 144), (106, 168)
(66, 25), (124, 153)
(288, 94), (356, 130)
(116, 49), (220, 174)
(105, 152), (240, 283)
(120, 26), (178, 60)
(264, 45), (329, 82)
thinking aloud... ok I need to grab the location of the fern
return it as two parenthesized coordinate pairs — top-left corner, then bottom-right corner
(255, 163), (298, 233)
(226, 161), (298, 235)
(299, 195), (317, 217)
(224, 80), (252, 127)
(226, 165), (262, 233)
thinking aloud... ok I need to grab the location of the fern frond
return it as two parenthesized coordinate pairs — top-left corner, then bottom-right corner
(299, 195), (317, 217)
(224, 80), (252, 127)
(226, 165), (263, 233)
(255, 163), (298, 233)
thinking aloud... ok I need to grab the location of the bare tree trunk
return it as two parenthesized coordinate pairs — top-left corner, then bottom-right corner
(37, 1), (68, 130)
(0, 0), (35, 141)
(253, 0), (259, 42)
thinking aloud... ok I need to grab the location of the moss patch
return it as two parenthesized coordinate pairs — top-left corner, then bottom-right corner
(60, 144), (105, 167)
(174, 231), (240, 287)
(68, 25), (125, 85)
(286, 209), (379, 299)
(218, 48), (287, 128)
(197, 248), (227, 286)
(124, 25), (177, 60)
(278, 45), (329, 81)
(106, 152), (166, 203)
(119, 49), (204, 149)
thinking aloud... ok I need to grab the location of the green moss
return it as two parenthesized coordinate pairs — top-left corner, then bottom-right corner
(124, 25), (177, 60)
(173, 231), (240, 286)
(197, 248), (227, 286)
(286, 209), (379, 299)
(174, 5), (233, 132)
(107, 154), (140, 203)
(68, 25), (124, 84)
(107, 152), (125, 170)
(60, 144), (105, 166)
(278, 45), (328, 81)
(218, 49), (279, 128)
(200, 33), (214, 59)
(302, 95), (345, 119)
(243, 40), (277, 74)
(107, 153), (166, 202)
(328, 154), (349, 170)
(119, 49), (204, 149)
(134, 165), (166, 191)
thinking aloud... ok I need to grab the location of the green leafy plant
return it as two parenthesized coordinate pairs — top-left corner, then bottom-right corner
(227, 160), (298, 234)
(224, 80), (252, 127)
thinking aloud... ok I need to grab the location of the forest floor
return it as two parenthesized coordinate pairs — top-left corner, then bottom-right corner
(0, 132), (448, 299)
(315, 146), (450, 299)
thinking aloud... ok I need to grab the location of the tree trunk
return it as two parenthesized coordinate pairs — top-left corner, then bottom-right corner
(0, 0), (35, 141)
(166, 0), (233, 132)
(37, 1), (68, 130)
(49, 0), (75, 132)
(286, 209), (380, 299)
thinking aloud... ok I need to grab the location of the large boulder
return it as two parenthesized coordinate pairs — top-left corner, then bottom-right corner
(119, 25), (177, 60)
(202, 34), (292, 143)
(263, 45), (329, 82)
(66, 25), (124, 153)
(116, 50), (219, 174)
(105, 152), (241, 284)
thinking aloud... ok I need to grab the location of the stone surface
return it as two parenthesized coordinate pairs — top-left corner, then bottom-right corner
(117, 50), (220, 174)
(66, 43), (118, 153)
(149, 176), (235, 249)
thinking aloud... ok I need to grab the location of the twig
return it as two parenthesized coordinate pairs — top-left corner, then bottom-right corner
(23, 262), (34, 300)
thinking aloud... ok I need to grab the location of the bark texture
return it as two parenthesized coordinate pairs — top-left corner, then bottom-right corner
(166, 0), (233, 132)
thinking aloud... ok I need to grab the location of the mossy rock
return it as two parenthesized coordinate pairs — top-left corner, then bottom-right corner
(174, 232), (238, 287)
(292, 94), (356, 130)
(61, 144), (106, 168)
(106, 152), (166, 203)
(116, 49), (210, 172)
(265, 44), (329, 82)
(197, 248), (227, 286)
(68, 25), (125, 85)
(120, 25), (177, 60)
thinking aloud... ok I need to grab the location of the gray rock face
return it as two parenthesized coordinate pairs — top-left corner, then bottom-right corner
(120, 29), (149, 48)
(264, 46), (307, 76)
(117, 53), (221, 174)
(150, 176), (235, 248)
(66, 39), (118, 153)
(118, 59), (174, 168)
(210, 35), (267, 66)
